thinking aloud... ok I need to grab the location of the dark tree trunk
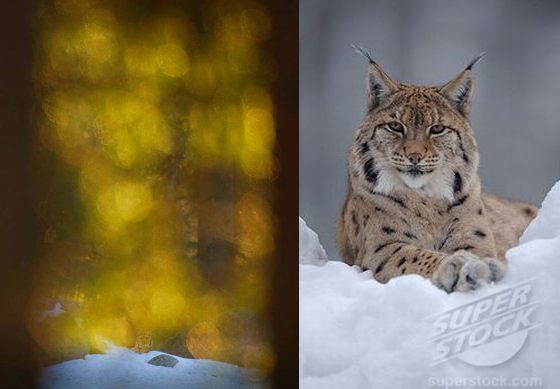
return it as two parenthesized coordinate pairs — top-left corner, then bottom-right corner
(0, 0), (37, 386)
(267, 0), (299, 387)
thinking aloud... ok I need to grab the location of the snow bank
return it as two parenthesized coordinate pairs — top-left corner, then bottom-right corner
(299, 217), (328, 265)
(40, 346), (262, 389)
(521, 180), (560, 243)
(300, 182), (560, 388)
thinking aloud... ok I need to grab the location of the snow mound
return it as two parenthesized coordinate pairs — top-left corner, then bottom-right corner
(40, 346), (262, 389)
(299, 217), (328, 265)
(300, 182), (560, 388)
(521, 180), (560, 243)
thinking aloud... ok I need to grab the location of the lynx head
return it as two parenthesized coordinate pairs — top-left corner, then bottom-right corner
(349, 45), (483, 201)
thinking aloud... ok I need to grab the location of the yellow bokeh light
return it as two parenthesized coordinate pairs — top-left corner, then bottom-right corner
(88, 316), (134, 352)
(96, 180), (153, 230)
(124, 45), (160, 78)
(156, 43), (190, 77)
(75, 20), (117, 65)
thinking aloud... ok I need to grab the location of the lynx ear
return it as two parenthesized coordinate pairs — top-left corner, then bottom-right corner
(351, 44), (399, 111)
(439, 52), (485, 116)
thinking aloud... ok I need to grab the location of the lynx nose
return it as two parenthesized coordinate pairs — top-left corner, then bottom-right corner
(407, 153), (423, 165)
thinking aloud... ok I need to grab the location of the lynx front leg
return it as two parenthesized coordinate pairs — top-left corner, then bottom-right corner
(361, 242), (506, 293)
(362, 242), (449, 283)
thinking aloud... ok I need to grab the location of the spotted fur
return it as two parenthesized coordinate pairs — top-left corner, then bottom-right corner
(338, 47), (538, 293)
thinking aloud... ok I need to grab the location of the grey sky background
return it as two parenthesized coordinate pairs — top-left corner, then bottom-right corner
(300, 0), (560, 258)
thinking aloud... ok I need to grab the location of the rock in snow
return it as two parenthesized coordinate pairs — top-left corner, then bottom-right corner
(300, 181), (560, 388)
(40, 346), (262, 388)
(147, 354), (179, 368)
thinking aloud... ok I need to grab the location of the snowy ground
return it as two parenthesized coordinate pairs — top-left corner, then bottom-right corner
(300, 181), (560, 388)
(40, 346), (263, 389)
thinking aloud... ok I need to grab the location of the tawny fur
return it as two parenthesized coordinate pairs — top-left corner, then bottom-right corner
(337, 48), (537, 293)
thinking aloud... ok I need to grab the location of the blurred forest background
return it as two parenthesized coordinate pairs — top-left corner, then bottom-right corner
(28, 0), (278, 378)
(300, 0), (560, 258)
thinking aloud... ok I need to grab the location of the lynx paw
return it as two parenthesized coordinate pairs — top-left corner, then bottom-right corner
(484, 257), (507, 282)
(431, 250), (506, 293)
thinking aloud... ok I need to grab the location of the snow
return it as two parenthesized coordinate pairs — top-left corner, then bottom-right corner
(299, 182), (560, 388)
(40, 346), (263, 389)
(520, 180), (560, 243)
(299, 217), (328, 265)
(38, 302), (65, 322)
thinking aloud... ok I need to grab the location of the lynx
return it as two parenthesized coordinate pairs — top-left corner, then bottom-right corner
(337, 46), (538, 293)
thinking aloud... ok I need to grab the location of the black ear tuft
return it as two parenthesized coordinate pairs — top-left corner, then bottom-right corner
(350, 44), (375, 64)
(439, 53), (485, 116)
(350, 43), (399, 111)
(465, 52), (486, 71)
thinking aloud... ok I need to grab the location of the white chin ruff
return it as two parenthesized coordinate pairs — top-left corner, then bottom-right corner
(398, 172), (432, 189)
(376, 167), (454, 201)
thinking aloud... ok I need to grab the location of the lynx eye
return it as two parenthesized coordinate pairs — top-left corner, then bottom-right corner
(429, 124), (447, 136)
(387, 121), (404, 134)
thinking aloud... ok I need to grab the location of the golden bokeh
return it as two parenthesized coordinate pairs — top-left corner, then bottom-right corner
(30, 0), (276, 378)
